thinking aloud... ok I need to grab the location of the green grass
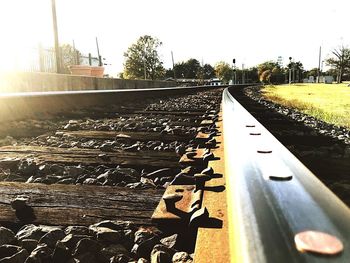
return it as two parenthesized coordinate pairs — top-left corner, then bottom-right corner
(261, 83), (350, 128)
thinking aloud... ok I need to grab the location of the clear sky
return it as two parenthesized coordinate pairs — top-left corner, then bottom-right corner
(0, 0), (349, 76)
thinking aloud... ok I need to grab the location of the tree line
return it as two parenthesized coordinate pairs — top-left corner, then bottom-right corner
(59, 35), (350, 84)
(120, 35), (259, 84)
(256, 48), (350, 84)
(121, 35), (350, 84)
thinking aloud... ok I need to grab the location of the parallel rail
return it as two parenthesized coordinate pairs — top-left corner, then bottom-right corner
(0, 85), (227, 121)
(223, 87), (350, 262)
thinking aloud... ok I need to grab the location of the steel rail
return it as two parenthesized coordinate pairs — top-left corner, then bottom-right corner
(223, 87), (350, 262)
(0, 85), (228, 98)
(0, 85), (227, 122)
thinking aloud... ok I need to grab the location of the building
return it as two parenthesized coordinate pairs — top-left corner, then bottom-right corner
(209, 78), (222, 86)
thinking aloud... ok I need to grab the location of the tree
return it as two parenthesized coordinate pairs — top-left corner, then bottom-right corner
(165, 69), (174, 78)
(54, 44), (81, 74)
(245, 67), (259, 83)
(260, 70), (272, 83)
(175, 59), (201, 79)
(185, 59), (201, 78)
(203, 64), (216, 79)
(325, 68), (338, 81)
(166, 61), (215, 83)
(117, 72), (124, 79)
(258, 61), (285, 84)
(325, 46), (350, 83)
(123, 35), (165, 80)
(173, 62), (187, 78)
(288, 61), (304, 82)
(214, 61), (232, 84)
(170, 59), (202, 79)
(306, 68), (319, 78)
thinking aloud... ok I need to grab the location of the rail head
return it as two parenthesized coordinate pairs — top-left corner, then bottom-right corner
(222, 87), (350, 262)
(0, 85), (227, 122)
(0, 85), (228, 98)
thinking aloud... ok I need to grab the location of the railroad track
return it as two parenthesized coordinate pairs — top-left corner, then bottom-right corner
(0, 87), (224, 263)
(0, 85), (349, 263)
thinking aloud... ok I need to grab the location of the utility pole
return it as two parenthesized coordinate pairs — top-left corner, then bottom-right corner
(317, 46), (322, 83)
(171, 51), (176, 81)
(143, 45), (147, 80)
(72, 40), (77, 65)
(72, 40), (76, 64)
(51, 0), (61, 73)
(96, 37), (102, 66)
(293, 59), (295, 83)
(288, 57), (292, 84)
(72, 40), (80, 65)
(201, 58), (204, 85)
(242, 63), (245, 84)
(88, 53), (92, 66)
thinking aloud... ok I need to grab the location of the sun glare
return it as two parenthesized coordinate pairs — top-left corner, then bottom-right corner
(0, 1), (53, 72)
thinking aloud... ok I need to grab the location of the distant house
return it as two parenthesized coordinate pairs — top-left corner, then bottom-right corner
(304, 76), (334, 84)
(176, 78), (201, 86)
(318, 76), (334, 84)
(209, 78), (222, 86)
(173, 78), (222, 86)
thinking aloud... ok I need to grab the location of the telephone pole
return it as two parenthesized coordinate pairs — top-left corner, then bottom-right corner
(51, 0), (61, 73)
(96, 37), (102, 66)
(171, 51), (176, 81)
(288, 57), (292, 84)
(242, 63), (245, 84)
(317, 46), (322, 83)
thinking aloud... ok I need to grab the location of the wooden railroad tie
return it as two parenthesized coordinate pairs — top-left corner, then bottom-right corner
(0, 146), (180, 168)
(134, 110), (207, 116)
(0, 182), (163, 226)
(60, 130), (193, 142)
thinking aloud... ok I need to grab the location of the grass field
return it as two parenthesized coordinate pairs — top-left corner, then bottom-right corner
(261, 83), (350, 128)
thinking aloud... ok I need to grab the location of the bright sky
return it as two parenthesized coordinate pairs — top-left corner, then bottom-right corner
(0, 0), (349, 76)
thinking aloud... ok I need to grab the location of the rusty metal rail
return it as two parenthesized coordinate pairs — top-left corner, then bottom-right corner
(223, 87), (350, 262)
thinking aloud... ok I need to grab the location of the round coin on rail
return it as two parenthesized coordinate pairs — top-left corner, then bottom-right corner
(269, 174), (293, 181)
(257, 150), (273, 154)
(295, 230), (343, 255)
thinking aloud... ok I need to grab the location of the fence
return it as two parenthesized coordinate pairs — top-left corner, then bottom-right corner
(3, 46), (56, 73)
(6, 45), (101, 74)
(37, 46), (56, 73)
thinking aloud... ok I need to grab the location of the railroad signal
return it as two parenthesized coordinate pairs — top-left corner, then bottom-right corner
(232, 58), (236, 84)
(288, 57), (292, 84)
